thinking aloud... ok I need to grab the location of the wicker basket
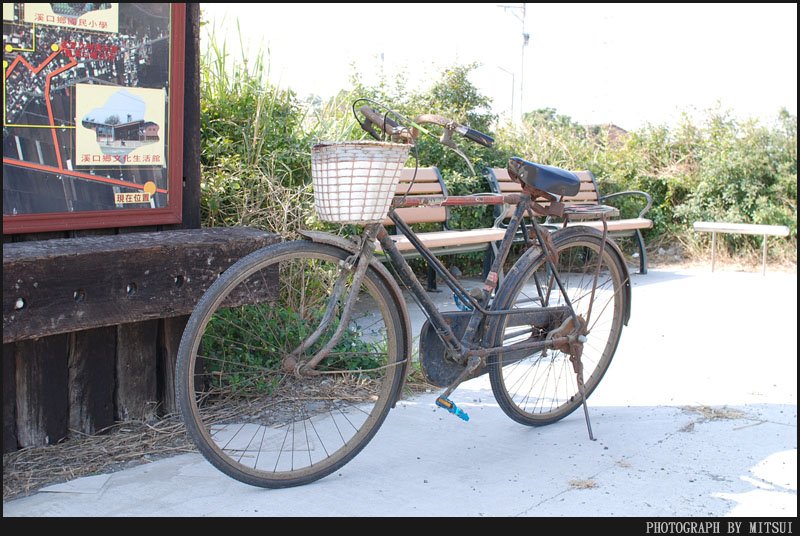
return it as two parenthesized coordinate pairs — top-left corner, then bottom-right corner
(311, 141), (411, 224)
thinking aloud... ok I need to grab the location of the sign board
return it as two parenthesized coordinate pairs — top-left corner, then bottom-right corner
(2, 3), (185, 233)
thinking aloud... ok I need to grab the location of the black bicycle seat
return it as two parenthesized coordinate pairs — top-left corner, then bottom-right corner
(508, 157), (580, 197)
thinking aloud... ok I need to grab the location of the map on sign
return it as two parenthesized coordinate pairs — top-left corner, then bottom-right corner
(2, 3), (173, 219)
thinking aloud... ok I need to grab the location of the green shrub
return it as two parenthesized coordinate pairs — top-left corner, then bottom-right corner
(200, 24), (796, 267)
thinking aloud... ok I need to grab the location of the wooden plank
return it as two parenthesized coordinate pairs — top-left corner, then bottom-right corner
(693, 222), (789, 236)
(396, 183), (444, 195)
(564, 191), (600, 202)
(377, 228), (507, 253)
(566, 218), (653, 232)
(157, 315), (188, 416)
(116, 321), (159, 421)
(398, 167), (441, 182)
(3, 227), (278, 343)
(382, 206), (447, 226)
(68, 327), (116, 437)
(3, 343), (17, 452)
(15, 334), (69, 447)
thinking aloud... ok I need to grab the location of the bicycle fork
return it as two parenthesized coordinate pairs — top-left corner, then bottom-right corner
(283, 224), (381, 375)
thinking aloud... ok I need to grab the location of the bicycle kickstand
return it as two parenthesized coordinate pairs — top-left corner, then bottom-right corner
(571, 354), (596, 441)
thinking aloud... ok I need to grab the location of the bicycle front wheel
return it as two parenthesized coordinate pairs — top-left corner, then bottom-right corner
(176, 240), (406, 488)
(489, 227), (629, 426)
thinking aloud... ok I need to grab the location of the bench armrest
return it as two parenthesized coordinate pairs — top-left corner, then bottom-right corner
(599, 190), (653, 219)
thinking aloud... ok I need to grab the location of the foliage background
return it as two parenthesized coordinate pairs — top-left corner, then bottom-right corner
(200, 33), (797, 270)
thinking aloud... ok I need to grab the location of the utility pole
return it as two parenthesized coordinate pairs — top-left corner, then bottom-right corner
(498, 3), (529, 124)
(496, 65), (515, 122)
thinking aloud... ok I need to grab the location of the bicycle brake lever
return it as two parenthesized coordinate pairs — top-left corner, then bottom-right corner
(442, 139), (475, 175)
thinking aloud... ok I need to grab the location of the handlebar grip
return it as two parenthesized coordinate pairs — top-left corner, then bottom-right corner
(459, 126), (494, 148)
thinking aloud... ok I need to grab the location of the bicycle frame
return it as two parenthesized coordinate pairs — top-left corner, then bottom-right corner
(295, 186), (613, 406)
(375, 192), (580, 368)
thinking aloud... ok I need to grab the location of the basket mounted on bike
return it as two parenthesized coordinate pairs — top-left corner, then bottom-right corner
(311, 140), (411, 224)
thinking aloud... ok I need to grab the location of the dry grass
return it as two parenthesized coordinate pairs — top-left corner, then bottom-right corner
(650, 235), (797, 274)
(3, 416), (195, 501)
(4, 370), (434, 502)
(681, 405), (748, 421)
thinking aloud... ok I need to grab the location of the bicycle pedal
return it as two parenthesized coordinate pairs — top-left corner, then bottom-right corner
(453, 293), (473, 311)
(435, 396), (470, 421)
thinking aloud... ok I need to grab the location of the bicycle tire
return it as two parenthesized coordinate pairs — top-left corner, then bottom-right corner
(176, 240), (406, 488)
(488, 227), (629, 426)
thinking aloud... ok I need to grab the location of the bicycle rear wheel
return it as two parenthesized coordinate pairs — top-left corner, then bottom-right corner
(489, 227), (629, 426)
(176, 240), (406, 488)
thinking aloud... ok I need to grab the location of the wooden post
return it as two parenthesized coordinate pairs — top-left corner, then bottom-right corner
(115, 321), (159, 421)
(762, 234), (767, 276)
(15, 335), (69, 447)
(3, 343), (17, 452)
(180, 2), (201, 231)
(68, 327), (116, 436)
(157, 316), (188, 416)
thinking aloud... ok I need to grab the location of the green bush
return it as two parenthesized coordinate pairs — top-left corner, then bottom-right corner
(199, 26), (796, 267)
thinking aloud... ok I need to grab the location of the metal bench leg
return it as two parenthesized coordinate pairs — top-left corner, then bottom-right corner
(635, 229), (648, 275)
(426, 263), (438, 292)
(482, 244), (495, 279)
(711, 232), (716, 272)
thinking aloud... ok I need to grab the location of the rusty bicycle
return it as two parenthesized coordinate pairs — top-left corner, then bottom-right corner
(176, 100), (631, 488)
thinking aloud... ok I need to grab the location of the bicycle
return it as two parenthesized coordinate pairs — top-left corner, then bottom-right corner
(176, 100), (632, 488)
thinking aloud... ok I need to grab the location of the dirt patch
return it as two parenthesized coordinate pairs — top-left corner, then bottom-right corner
(680, 405), (748, 421)
(568, 478), (598, 490)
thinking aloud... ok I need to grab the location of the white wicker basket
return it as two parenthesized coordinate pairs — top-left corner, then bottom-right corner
(311, 141), (411, 224)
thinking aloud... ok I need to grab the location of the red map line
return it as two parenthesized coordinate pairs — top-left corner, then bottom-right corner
(4, 50), (60, 77)
(3, 158), (168, 194)
(6, 49), (77, 170)
(45, 56), (78, 169)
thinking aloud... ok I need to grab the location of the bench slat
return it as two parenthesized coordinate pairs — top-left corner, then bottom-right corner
(376, 228), (507, 253)
(398, 168), (441, 182)
(693, 222), (789, 236)
(382, 206), (447, 226)
(396, 183), (444, 195)
(565, 218), (653, 232)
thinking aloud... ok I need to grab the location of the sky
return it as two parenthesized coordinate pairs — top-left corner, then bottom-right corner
(200, 3), (797, 130)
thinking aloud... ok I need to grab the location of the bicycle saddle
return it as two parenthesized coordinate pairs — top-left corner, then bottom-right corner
(507, 157), (580, 197)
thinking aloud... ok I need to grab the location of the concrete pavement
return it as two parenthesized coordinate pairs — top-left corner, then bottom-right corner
(3, 266), (797, 517)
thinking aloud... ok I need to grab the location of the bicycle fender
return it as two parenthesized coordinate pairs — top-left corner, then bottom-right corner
(299, 230), (413, 405)
(487, 226), (631, 346)
(557, 226), (632, 325)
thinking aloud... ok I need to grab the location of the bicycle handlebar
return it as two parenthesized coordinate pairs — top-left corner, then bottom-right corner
(355, 102), (494, 149)
(411, 114), (495, 148)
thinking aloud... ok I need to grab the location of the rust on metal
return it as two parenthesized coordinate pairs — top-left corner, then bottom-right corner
(482, 271), (499, 292)
(391, 194), (521, 209)
(540, 228), (559, 266)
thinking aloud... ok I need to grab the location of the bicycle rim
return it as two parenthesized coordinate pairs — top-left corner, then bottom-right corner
(489, 228), (628, 426)
(177, 241), (405, 488)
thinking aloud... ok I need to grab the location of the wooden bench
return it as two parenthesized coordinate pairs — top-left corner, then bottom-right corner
(375, 167), (506, 290)
(485, 167), (654, 274)
(692, 221), (790, 275)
